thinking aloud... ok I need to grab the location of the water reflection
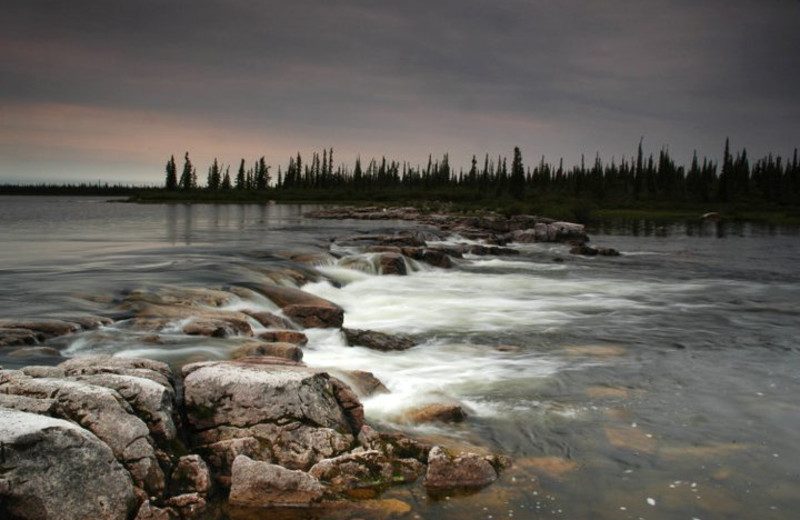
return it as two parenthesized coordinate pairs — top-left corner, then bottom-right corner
(160, 202), (329, 246)
(593, 218), (798, 238)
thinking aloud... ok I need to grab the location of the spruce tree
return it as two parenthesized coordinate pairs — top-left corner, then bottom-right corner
(165, 155), (177, 190)
(221, 168), (232, 190)
(234, 159), (245, 190)
(510, 146), (525, 200)
(179, 152), (193, 190)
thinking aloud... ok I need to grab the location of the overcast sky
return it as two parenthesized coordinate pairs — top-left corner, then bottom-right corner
(2, 0), (799, 185)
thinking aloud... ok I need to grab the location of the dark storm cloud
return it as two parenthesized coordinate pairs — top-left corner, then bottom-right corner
(1, 0), (799, 183)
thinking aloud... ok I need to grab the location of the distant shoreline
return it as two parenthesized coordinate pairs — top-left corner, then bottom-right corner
(2, 185), (799, 226)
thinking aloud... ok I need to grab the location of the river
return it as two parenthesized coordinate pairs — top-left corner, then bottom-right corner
(1, 196), (798, 519)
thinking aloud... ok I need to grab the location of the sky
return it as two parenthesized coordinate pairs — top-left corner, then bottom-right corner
(1, 0), (799, 185)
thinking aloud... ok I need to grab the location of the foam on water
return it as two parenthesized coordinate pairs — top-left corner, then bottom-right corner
(303, 329), (567, 424)
(307, 265), (689, 335)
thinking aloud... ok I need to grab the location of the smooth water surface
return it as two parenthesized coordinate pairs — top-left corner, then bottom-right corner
(1, 196), (799, 519)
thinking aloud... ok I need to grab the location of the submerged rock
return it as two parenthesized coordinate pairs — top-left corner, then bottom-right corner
(245, 284), (344, 328)
(0, 408), (138, 520)
(402, 247), (455, 268)
(569, 244), (620, 256)
(377, 253), (408, 275)
(231, 341), (304, 362)
(0, 327), (43, 347)
(464, 244), (520, 256)
(121, 286), (235, 308)
(401, 403), (467, 425)
(120, 304), (254, 337)
(340, 370), (390, 397)
(258, 329), (309, 345)
(183, 317), (251, 338)
(343, 328), (416, 352)
(242, 310), (296, 330)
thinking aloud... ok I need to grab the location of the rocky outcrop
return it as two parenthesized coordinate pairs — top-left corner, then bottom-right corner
(1, 347), (506, 516)
(182, 359), (359, 476)
(229, 455), (324, 508)
(309, 207), (590, 245)
(306, 206), (422, 221)
(244, 284), (344, 328)
(343, 328), (416, 352)
(0, 408), (138, 520)
(0, 369), (166, 499)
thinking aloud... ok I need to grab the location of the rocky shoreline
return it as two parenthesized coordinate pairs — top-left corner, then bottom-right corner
(1, 209), (612, 519)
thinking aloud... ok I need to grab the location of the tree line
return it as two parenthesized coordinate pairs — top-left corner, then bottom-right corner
(164, 140), (800, 208)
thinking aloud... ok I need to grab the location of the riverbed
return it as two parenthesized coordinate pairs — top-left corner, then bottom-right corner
(1, 196), (798, 519)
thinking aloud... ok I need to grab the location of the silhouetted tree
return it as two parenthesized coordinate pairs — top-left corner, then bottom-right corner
(236, 159), (246, 190)
(221, 167), (232, 190)
(179, 152), (193, 190)
(510, 146), (525, 200)
(165, 155), (177, 190)
(207, 158), (222, 190)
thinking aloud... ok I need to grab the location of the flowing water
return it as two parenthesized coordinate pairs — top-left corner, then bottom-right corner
(1, 196), (799, 519)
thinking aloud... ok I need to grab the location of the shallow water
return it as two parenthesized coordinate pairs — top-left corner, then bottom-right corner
(1, 196), (799, 519)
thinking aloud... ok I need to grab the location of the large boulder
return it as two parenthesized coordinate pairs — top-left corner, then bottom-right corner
(0, 408), (138, 520)
(228, 455), (324, 508)
(244, 285), (344, 329)
(0, 369), (166, 499)
(182, 359), (360, 479)
(67, 371), (178, 451)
